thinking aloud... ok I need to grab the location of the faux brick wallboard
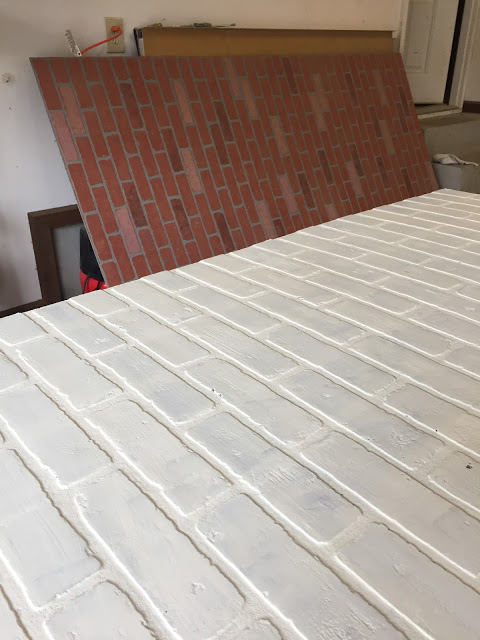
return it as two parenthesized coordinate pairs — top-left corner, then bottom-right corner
(32, 53), (437, 286)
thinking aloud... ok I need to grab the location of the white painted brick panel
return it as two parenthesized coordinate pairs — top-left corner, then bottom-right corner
(0, 386), (108, 484)
(199, 495), (403, 639)
(17, 337), (120, 409)
(105, 308), (208, 366)
(89, 401), (228, 513)
(339, 524), (480, 640)
(1, 190), (480, 639)
(47, 582), (155, 640)
(79, 471), (243, 639)
(100, 347), (212, 423)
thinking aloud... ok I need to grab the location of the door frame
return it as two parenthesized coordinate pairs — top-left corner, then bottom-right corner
(398, 0), (479, 109)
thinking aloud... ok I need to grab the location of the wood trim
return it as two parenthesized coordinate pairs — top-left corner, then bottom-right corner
(0, 299), (45, 319)
(142, 27), (393, 57)
(28, 205), (83, 305)
(463, 100), (480, 113)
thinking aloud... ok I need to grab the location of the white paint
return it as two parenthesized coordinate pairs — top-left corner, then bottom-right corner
(0, 191), (479, 639)
(0, 0), (400, 313)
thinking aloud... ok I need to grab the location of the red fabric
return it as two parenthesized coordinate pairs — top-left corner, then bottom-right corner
(33, 54), (437, 286)
(80, 270), (107, 293)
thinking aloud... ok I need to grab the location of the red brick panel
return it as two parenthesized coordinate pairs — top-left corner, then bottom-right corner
(32, 54), (437, 286)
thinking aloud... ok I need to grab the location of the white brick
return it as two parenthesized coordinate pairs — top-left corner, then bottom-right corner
(0, 386), (108, 484)
(329, 299), (450, 356)
(459, 283), (480, 300)
(381, 220), (469, 247)
(300, 225), (346, 240)
(281, 370), (442, 467)
(33, 303), (124, 355)
(179, 263), (262, 298)
(342, 236), (428, 264)
(179, 286), (279, 334)
(268, 325), (393, 395)
(0, 587), (28, 639)
(187, 359), (322, 443)
(305, 433), (479, 573)
(445, 346), (480, 376)
(78, 471), (243, 639)
(353, 336), (480, 409)
(252, 292), (363, 344)
(204, 253), (255, 272)
(113, 280), (200, 324)
(430, 451), (479, 510)
(332, 218), (404, 242)
(363, 208), (440, 229)
(415, 210), (480, 232)
(235, 620), (281, 640)
(100, 347), (212, 424)
(427, 257), (480, 283)
(436, 223), (480, 243)
(235, 246), (318, 277)
(47, 582), (155, 640)
(309, 271), (414, 313)
(331, 212), (385, 227)
(144, 269), (197, 291)
(70, 290), (128, 316)
(410, 306), (480, 346)
(400, 237), (480, 267)
(0, 350), (26, 391)
(259, 238), (305, 255)
(339, 524), (480, 640)
(0, 313), (44, 345)
(359, 253), (461, 289)
(190, 413), (359, 541)
(242, 267), (336, 305)
(383, 277), (480, 322)
(182, 315), (295, 380)
(89, 401), (228, 514)
(105, 309), (208, 366)
(18, 338), (119, 410)
(386, 384), (480, 455)
(281, 232), (365, 259)
(199, 495), (402, 639)
(295, 250), (388, 283)
(0, 451), (99, 606)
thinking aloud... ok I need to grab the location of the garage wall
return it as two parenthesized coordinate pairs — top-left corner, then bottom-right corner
(0, 0), (401, 312)
(465, 11), (480, 101)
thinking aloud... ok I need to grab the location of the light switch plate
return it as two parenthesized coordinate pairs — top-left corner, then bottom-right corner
(104, 17), (124, 53)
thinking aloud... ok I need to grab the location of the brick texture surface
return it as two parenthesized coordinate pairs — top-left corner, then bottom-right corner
(32, 54), (436, 286)
(1, 189), (479, 639)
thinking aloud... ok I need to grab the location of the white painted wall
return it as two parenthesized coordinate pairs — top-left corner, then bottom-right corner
(0, 0), (400, 312)
(465, 10), (480, 101)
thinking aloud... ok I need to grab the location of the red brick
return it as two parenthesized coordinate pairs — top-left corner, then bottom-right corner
(271, 117), (288, 155)
(120, 83), (143, 129)
(264, 159), (282, 197)
(112, 108), (136, 155)
(218, 79), (237, 121)
(32, 59), (61, 110)
(59, 86), (84, 134)
(110, 235), (134, 281)
(168, 104), (188, 148)
(126, 58), (150, 105)
(114, 207), (140, 254)
(147, 83), (169, 127)
(90, 84), (115, 132)
(251, 121), (269, 159)
(160, 247), (176, 270)
(127, 157), (153, 201)
(205, 147), (225, 189)
(190, 217), (212, 260)
(189, 57), (204, 80)
(51, 112), (77, 162)
(112, 57), (128, 81)
(191, 103), (211, 146)
(66, 59), (92, 108)
(162, 129), (183, 172)
(240, 185), (259, 224)
(195, 193), (217, 235)
(236, 100), (254, 140)
(172, 80), (193, 124)
(140, 57), (155, 81)
(211, 124), (229, 165)
(224, 58), (241, 98)
(85, 214), (111, 261)
(218, 189), (239, 229)
(297, 172), (315, 208)
(139, 229), (162, 273)
(141, 106), (164, 151)
(134, 131), (158, 178)
(101, 261), (121, 286)
(68, 164), (94, 212)
(231, 122), (250, 162)
(185, 241), (201, 263)
(276, 198), (295, 234)
(231, 228), (246, 251)
(222, 166), (242, 206)
(279, 175), (297, 214)
(268, 138), (285, 176)
(252, 223), (267, 243)
(171, 195), (194, 239)
(132, 254), (151, 278)
(256, 201), (276, 240)
(105, 135), (130, 182)
(247, 141), (267, 179)
(144, 202), (167, 247)
(123, 182), (146, 226)
(151, 178), (173, 222)
(92, 186), (118, 234)
(50, 58), (69, 84)
(244, 164), (262, 201)
(202, 59), (221, 100)
(77, 137), (101, 185)
(178, 59), (198, 101)
(164, 221), (188, 266)
(208, 234), (224, 256)
(99, 159), (123, 207)
(155, 152), (178, 197)
(186, 125), (207, 169)
(165, 58), (181, 80)
(180, 149), (202, 193)
(214, 212), (235, 253)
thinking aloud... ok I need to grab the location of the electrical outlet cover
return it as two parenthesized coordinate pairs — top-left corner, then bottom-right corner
(105, 17), (124, 53)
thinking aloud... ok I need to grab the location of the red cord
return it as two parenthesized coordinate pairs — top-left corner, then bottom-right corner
(80, 26), (122, 55)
